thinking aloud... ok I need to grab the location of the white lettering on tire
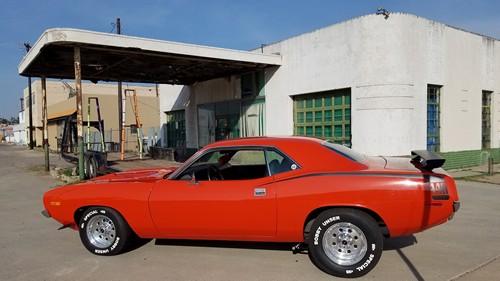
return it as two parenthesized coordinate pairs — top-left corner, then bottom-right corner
(83, 210), (98, 222)
(110, 237), (120, 251)
(314, 226), (322, 245)
(356, 254), (375, 272)
(322, 216), (340, 226)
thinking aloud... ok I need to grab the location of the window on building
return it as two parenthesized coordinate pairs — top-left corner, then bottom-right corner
(166, 110), (186, 148)
(241, 70), (265, 99)
(427, 85), (441, 152)
(482, 91), (492, 149)
(198, 101), (241, 148)
(293, 88), (351, 146)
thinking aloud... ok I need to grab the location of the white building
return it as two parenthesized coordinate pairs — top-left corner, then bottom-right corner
(160, 13), (499, 159)
(12, 109), (26, 145)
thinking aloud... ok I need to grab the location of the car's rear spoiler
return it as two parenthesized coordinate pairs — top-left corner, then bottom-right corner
(411, 150), (446, 171)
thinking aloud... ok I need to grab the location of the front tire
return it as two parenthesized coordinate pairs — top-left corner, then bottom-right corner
(78, 207), (131, 256)
(308, 208), (383, 278)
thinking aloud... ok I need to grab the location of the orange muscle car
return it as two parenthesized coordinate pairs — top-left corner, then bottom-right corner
(42, 136), (459, 278)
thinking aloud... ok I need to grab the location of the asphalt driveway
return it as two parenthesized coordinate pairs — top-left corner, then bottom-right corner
(0, 144), (499, 281)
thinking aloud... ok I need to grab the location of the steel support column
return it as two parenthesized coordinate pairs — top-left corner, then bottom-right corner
(74, 47), (85, 180)
(41, 76), (49, 171)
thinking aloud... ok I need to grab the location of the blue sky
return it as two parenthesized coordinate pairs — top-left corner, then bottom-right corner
(1, 0), (499, 119)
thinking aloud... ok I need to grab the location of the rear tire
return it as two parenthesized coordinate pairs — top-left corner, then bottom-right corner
(78, 207), (131, 256)
(308, 208), (383, 278)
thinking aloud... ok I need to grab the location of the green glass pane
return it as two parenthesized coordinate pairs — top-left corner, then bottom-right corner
(305, 112), (313, 122)
(315, 111), (323, 122)
(324, 97), (332, 107)
(344, 95), (351, 104)
(324, 110), (332, 122)
(297, 112), (304, 123)
(345, 125), (351, 136)
(306, 99), (313, 108)
(334, 125), (343, 137)
(324, 126), (332, 137)
(297, 100), (304, 109)
(334, 96), (343, 106)
(296, 126), (304, 135)
(345, 109), (351, 121)
(315, 98), (322, 107)
(334, 109), (343, 121)
(305, 126), (313, 136)
(315, 126), (323, 137)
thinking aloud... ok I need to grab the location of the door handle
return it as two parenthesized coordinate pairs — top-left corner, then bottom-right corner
(254, 188), (266, 197)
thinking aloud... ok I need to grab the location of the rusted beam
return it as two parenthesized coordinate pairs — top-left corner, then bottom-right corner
(41, 76), (49, 172)
(74, 47), (85, 180)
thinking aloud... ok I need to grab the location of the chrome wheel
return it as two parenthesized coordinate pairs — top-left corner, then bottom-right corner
(322, 222), (367, 266)
(86, 214), (116, 248)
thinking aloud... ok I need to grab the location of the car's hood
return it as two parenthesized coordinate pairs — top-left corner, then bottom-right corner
(89, 167), (177, 183)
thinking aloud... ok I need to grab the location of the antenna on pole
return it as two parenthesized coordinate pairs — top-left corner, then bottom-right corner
(24, 42), (34, 149)
(376, 8), (390, 20)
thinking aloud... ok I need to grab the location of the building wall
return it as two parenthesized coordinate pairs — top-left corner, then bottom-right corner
(13, 110), (26, 145)
(161, 78), (241, 149)
(261, 14), (429, 155)
(160, 13), (499, 156)
(23, 80), (72, 128)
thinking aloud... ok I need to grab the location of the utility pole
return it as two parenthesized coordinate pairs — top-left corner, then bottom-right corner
(24, 42), (34, 149)
(117, 18), (123, 152)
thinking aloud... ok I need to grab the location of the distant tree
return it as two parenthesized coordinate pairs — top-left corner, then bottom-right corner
(0, 117), (18, 125)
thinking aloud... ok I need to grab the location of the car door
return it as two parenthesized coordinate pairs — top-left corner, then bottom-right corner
(148, 148), (277, 239)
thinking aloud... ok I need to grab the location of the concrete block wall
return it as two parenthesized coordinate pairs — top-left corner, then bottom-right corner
(441, 149), (500, 170)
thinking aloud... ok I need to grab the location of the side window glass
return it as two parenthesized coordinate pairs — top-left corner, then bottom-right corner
(266, 149), (299, 175)
(177, 149), (269, 181)
(177, 150), (221, 181)
(228, 150), (266, 165)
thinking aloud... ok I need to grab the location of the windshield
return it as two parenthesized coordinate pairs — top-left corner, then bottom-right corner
(322, 141), (366, 162)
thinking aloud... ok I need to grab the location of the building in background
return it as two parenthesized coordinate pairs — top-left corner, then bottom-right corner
(160, 13), (499, 168)
(12, 102), (25, 145)
(23, 80), (160, 153)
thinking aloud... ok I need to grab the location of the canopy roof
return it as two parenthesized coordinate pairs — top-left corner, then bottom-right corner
(19, 28), (281, 85)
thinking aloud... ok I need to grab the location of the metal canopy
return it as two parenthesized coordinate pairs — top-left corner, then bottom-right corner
(19, 28), (281, 84)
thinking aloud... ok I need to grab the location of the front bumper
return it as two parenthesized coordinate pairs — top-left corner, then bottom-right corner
(41, 210), (51, 218)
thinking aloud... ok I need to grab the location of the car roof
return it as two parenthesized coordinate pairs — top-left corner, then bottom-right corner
(204, 136), (325, 148)
(201, 136), (365, 172)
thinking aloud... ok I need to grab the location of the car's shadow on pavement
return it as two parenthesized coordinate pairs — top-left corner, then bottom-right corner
(127, 235), (424, 280)
(384, 235), (425, 281)
(153, 239), (297, 252)
(383, 235), (418, 250)
(127, 235), (418, 255)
